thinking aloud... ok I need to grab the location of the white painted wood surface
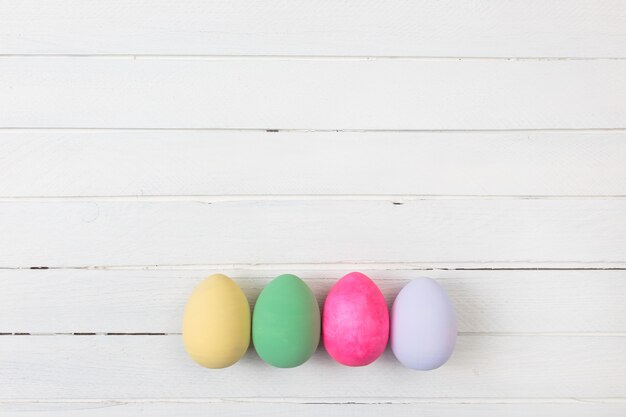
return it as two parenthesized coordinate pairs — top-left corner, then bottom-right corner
(2, 335), (626, 399)
(1, 130), (625, 197)
(1, 199), (625, 267)
(1, 58), (625, 130)
(1, 1), (625, 415)
(2, 402), (626, 417)
(1, 0), (625, 57)
(1, 269), (624, 333)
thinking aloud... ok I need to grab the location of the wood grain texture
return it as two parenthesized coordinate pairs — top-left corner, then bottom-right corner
(1, 401), (625, 417)
(0, 199), (624, 267)
(1, 335), (625, 399)
(1, 269), (624, 334)
(1, 130), (625, 197)
(1, 58), (625, 130)
(1, 0), (625, 57)
(1, 0), (625, 411)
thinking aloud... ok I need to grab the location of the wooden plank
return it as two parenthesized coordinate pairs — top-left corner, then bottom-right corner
(1, 269), (624, 334)
(1, 401), (624, 417)
(0, 199), (624, 267)
(1, 0), (625, 57)
(0, 335), (624, 399)
(1, 58), (625, 130)
(2, 130), (626, 197)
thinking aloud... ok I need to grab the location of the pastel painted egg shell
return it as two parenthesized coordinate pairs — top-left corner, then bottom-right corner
(391, 277), (457, 370)
(182, 274), (250, 369)
(323, 272), (389, 366)
(253, 274), (320, 368)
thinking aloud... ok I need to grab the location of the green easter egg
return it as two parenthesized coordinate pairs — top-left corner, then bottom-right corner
(252, 274), (320, 368)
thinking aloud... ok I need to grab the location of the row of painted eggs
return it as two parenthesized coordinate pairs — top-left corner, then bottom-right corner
(183, 272), (457, 370)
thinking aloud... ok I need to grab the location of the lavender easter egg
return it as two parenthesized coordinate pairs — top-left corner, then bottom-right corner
(323, 272), (389, 366)
(391, 278), (457, 370)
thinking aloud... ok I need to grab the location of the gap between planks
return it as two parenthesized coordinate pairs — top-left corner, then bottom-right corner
(1, 127), (625, 132)
(1, 398), (626, 404)
(5, 264), (626, 271)
(2, 55), (626, 61)
(1, 195), (626, 203)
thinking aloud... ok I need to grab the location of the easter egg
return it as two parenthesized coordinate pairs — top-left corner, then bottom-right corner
(391, 277), (457, 370)
(323, 272), (389, 366)
(182, 273), (250, 368)
(252, 274), (320, 368)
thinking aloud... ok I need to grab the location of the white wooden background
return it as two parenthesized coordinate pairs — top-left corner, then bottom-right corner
(1, 1), (625, 415)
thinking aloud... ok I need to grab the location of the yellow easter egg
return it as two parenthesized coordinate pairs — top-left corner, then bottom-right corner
(182, 274), (250, 368)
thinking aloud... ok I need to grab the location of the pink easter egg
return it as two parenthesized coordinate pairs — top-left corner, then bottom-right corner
(323, 272), (389, 366)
